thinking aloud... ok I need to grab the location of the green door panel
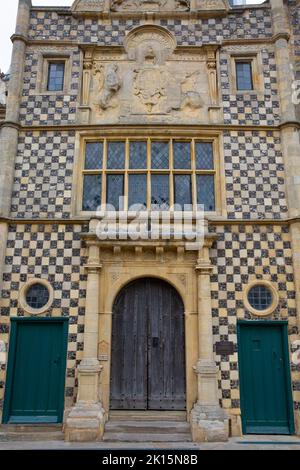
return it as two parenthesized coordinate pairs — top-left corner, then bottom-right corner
(3, 318), (68, 424)
(238, 321), (294, 435)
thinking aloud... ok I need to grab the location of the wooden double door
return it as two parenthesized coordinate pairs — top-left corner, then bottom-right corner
(110, 278), (186, 410)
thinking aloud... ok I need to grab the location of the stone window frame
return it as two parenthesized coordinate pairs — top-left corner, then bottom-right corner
(243, 280), (279, 317)
(19, 278), (54, 316)
(37, 53), (72, 95)
(74, 132), (225, 217)
(230, 52), (263, 94)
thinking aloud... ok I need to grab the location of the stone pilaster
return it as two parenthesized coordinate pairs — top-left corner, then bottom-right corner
(190, 239), (229, 442)
(270, 0), (300, 435)
(65, 242), (106, 442)
(0, 0), (31, 217)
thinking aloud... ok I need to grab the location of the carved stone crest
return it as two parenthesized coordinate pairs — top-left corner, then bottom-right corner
(111, 0), (190, 12)
(133, 67), (167, 113)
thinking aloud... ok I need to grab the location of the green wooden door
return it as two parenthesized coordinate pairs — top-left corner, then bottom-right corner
(3, 318), (68, 424)
(238, 321), (294, 435)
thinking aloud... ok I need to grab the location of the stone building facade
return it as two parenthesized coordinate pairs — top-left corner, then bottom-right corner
(0, 0), (300, 442)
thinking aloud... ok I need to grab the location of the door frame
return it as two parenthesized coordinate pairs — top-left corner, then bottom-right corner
(2, 317), (69, 424)
(237, 320), (295, 435)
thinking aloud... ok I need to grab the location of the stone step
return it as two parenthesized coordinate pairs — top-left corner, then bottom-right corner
(0, 424), (64, 442)
(109, 411), (187, 422)
(105, 420), (190, 434)
(103, 432), (192, 443)
(0, 431), (64, 442)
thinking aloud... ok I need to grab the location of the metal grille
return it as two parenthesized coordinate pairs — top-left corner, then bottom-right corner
(151, 175), (169, 210)
(248, 285), (273, 311)
(196, 142), (214, 170)
(236, 61), (253, 91)
(173, 142), (191, 169)
(107, 142), (125, 169)
(47, 62), (65, 92)
(107, 174), (124, 210)
(151, 142), (169, 169)
(129, 142), (147, 169)
(197, 175), (215, 211)
(26, 284), (50, 310)
(128, 174), (147, 209)
(85, 142), (103, 170)
(174, 175), (192, 207)
(82, 175), (101, 211)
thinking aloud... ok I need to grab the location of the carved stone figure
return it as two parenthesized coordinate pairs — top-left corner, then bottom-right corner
(94, 64), (122, 111)
(168, 71), (203, 113)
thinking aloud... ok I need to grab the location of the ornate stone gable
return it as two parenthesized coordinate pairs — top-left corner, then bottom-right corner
(71, 0), (228, 13)
(79, 25), (220, 124)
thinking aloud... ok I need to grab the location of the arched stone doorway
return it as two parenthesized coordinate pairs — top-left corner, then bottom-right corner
(110, 278), (186, 411)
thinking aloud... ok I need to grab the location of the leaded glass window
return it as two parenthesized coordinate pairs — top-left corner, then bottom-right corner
(107, 174), (124, 210)
(26, 284), (50, 309)
(151, 175), (170, 210)
(81, 138), (217, 212)
(197, 175), (215, 211)
(248, 285), (273, 311)
(130, 141), (147, 169)
(107, 142), (125, 169)
(151, 142), (169, 169)
(128, 174), (147, 209)
(196, 142), (214, 170)
(82, 175), (101, 211)
(85, 143), (103, 170)
(173, 142), (191, 169)
(174, 175), (192, 206)
(47, 62), (65, 91)
(236, 61), (253, 91)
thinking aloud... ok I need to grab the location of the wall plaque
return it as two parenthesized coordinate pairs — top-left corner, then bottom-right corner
(215, 341), (235, 356)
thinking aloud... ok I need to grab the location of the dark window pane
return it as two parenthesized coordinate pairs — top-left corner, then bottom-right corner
(174, 175), (192, 207)
(173, 142), (191, 169)
(128, 174), (147, 209)
(107, 174), (124, 210)
(196, 142), (214, 170)
(129, 141), (147, 169)
(197, 175), (215, 211)
(26, 284), (49, 309)
(151, 142), (169, 169)
(47, 62), (65, 91)
(151, 175), (169, 210)
(107, 142), (125, 169)
(85, 142), (103, 169)
(82, 175), (101, 211)
(236, 61), (253, 91)
(248, 285), (272, 311)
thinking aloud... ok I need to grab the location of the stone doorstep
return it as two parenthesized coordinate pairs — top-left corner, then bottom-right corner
(0, 424), (64, 442)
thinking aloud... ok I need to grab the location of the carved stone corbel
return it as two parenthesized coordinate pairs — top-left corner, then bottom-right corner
(206, 49), (218, 105)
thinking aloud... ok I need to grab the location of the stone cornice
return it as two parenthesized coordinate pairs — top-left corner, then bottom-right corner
(10, 34), (28, 45)
(0, 216), (298, 226)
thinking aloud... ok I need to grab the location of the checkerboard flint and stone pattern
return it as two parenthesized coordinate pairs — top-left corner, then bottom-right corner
(11, 131), (75, 219)
(28, 7), (273, 44)
(210, 224), (300, 412)
(288, 0), (300, 81)
(224, 130), (288, 220)
(19, 48), (80, 127)
(0, 224), (89, 416)
(220, 48), (280, 126)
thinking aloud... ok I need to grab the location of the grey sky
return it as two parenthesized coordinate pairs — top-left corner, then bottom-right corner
(0, 0), (263, 73)
(0, 1), (73, 72)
